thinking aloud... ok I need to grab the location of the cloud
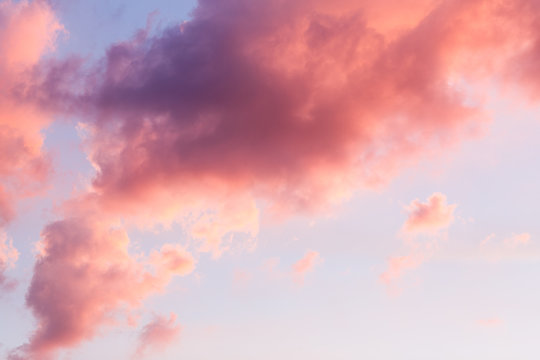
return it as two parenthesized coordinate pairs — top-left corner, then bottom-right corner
(476, 233), (534, 262)
(0, 232), (18, 291)
(0, 186), (15, 228)
(17, 0), (540, 355)
(0, 0), (63, 225)
(150, 244), (196, 276)
(135, 313), (181, 359)
(381, 193), (455, 287)
(292, 250), (322, 284)
(12, 196), (195, 359)
(379, 254), (424, 285)
(501, 0), (540, 99)
(0, 0), (63, 67)
(402, 193), (457, 234)
(188, 196), (259, 258)
(0, 0), (62, 298)
(504, 233), (531, 248)
(35, 0), (493, 224)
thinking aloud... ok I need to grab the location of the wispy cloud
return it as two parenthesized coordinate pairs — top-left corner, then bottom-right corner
(381, 193), (457, 287)
(292, 250), (323, 284)
(135, 313), (181, 359)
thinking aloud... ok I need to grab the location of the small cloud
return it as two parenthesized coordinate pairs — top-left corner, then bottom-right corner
(402, 193), (457, 234)
(380, 193), (456, 290)
(292, 250), (323, 284)
(135, 313), (181, 358)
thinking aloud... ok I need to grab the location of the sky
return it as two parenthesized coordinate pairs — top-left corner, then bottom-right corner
(1, 0), (540, 359)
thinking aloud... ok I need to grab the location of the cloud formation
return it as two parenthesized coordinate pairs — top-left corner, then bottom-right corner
(0, 0), (63, 216)
(135, 313), (181, 358)
(40, 0), (494, 224)
(14, 0), (540, 356)
(0, 0), (63, 297)
(12, 196), (195, 359)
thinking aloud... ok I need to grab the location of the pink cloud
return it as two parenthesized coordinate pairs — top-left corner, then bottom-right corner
(10, 196), (195, 359)
(403, 193), (457, 234)
(292, 250), (322, 283)
(151, 244), (196, 277)
(0, 186), (15, 227)
(0, 0), (63, 227)
(135, 313), (181, 358)
(0, 0), (62, 298)
(17, 0), (497, 351)
(189, 196), (259, 258)
(35, 0), (494, 225)
(0, 0), (63, 67)
(18, 0), (540, 355)
(381, 193), (455, 286)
